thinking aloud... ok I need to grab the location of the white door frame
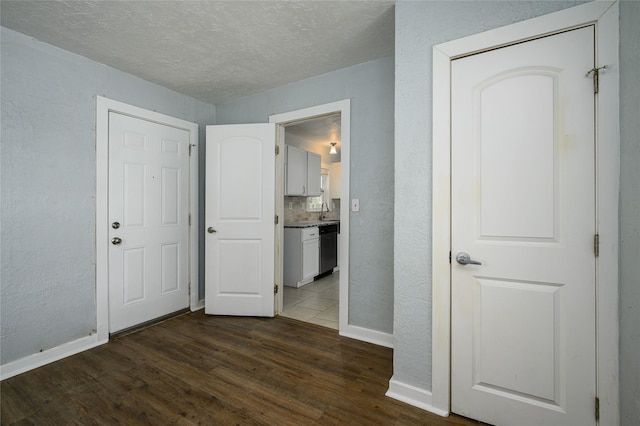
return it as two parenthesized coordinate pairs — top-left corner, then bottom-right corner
(431, 2), (619, 424)
(269, 100), (351, 335)
(95, 96), (199, 343)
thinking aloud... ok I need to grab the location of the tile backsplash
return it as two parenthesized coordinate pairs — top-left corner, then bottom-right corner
(284, 197), (340, 223)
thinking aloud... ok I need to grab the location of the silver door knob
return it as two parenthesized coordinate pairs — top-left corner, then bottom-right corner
(456, 252), (481, 265)
(207, 227), (217, 234)
(112, 221), (120, 229)
(111, 237), (122, 245)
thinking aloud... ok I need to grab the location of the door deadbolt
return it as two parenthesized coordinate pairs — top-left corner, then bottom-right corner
(111, 237), (122, 245)
(112, 221), (120, 229)
(207, 227), (217, 234)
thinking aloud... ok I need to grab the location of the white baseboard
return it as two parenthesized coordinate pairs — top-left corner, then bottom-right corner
(0, 334), (106, 381)
(339, 324), (393, 348)
(191, 300), (205, 311)
(386, 378), (450, 417)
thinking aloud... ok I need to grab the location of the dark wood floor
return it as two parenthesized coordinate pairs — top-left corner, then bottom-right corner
(1, 311), (484, 425)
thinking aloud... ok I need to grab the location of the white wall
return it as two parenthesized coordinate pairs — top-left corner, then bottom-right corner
(216, 57), (395, 333)
(392, 0), (586, 392)
(0, 27), (215, 365)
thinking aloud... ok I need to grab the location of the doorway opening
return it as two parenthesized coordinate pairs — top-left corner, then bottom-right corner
(269, 100), (351, 333)
(280, 114), (341, 329)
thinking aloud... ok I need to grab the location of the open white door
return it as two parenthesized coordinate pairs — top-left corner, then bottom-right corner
(205, 124), (276, 316)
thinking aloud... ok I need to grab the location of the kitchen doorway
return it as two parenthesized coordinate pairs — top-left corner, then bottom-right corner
(269, 100), (350, 333)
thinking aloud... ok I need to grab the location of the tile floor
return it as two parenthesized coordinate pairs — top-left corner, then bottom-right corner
(280, 271), (339, 330)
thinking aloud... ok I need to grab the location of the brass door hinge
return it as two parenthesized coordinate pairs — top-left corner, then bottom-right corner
(594, 234), (600, 257)
(595, 396), (600, 422)
(274, 284), (279, 294)
(275, 215), (279, 225)
(586, 65), (608, 94)
(275, 145), (280, 155)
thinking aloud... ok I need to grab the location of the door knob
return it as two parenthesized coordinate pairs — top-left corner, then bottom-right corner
(112, 221), (120, 229)
(111, 237), (122, 245)
(456, 252), (482, 265)
(207, 227), (217, 234)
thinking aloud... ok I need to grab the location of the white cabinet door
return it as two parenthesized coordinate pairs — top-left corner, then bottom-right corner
(329, 162), (341, 199)
(306, 152), (322, 196)
(285, 145), (307, 195)
(205, 123), (275, 317)
(302, 237), (319, 281)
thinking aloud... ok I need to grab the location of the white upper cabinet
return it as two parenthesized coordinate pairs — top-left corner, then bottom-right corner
(306, 152), (321, 196)
(329, 162), (341, 199)
(285, 145), (321, 196)
(285, 145), (307, 195)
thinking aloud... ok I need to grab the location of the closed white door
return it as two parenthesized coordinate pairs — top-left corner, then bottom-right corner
(451, 27), (596, 425)
(108, 112), (190, 333)
(205, 124), (276, 316)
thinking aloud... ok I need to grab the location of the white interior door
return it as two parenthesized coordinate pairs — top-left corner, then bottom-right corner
(205, 124), (276, 316)
(108, 112), (190, 333)
(451, 27), (596, 425)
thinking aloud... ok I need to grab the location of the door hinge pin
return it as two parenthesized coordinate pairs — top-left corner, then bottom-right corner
(189, 144), (196, 156)
(594, 233), (600, 257)
(275, 145), (280, 155)
(586, 65), (608, 94)
(189, 214), (191, 226)
(274, 284), (279, 294)
(595, 396), (600, 421)
(449, 251), (452, 264)
(274, 215), (279, 225)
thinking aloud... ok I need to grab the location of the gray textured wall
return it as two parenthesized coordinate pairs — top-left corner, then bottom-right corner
(0, 27), (215, 365)
(619, 1), (640, 424)
(216, 57), (395, 333)
(393, 0), (587, 391)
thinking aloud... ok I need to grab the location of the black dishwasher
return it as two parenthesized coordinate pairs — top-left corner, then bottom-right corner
(317, 223), (338, 278)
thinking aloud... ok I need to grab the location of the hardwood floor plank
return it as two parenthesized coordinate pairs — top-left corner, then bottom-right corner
(1, 312), (486, 425)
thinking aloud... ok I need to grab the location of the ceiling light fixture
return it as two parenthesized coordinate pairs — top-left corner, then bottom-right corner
(330, 142), (337, 154)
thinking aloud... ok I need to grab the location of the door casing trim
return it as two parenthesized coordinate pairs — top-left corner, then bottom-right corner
(269, 100), (357, 338)
(431, 1), (619, 423)
(95, 96), (200, 343)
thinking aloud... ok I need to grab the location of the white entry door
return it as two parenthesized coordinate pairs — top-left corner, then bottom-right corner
(451, 27), (596, 425)
(205, 124), (276, 316)
(108, 112), (191, 333)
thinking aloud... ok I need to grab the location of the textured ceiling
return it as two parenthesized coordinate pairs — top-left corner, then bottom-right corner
(1, 1), (395, 105)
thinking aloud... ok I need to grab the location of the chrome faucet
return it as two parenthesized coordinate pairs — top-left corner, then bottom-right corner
(320, 201), (329, 220)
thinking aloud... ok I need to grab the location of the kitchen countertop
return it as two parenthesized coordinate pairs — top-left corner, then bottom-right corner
(284, 220), (339, 228)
